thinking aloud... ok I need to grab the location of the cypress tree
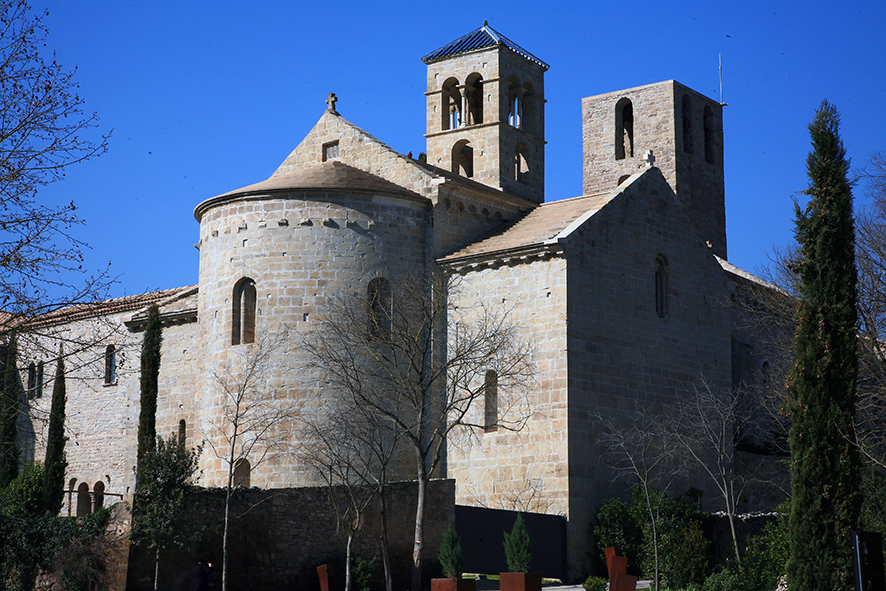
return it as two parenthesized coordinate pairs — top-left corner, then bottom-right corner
(0, 335), (21, 488)
(42, 345), (68, 514)
(786, 100), (861, 591)
(137, 305), (163, 471)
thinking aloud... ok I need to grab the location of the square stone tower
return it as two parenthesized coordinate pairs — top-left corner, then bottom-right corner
(422, 24), (547, 204)
(582, 80), (727, 258)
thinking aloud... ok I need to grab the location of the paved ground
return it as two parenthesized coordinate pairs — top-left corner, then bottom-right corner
(472, 579), (653, 590)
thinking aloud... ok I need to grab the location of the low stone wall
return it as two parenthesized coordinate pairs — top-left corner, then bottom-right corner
(126, 478), (455, 591)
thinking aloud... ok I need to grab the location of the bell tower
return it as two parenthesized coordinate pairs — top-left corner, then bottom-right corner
(422, 24), (548, 204)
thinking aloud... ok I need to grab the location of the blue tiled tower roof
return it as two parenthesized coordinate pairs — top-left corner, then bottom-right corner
(421, 24), (549, 70)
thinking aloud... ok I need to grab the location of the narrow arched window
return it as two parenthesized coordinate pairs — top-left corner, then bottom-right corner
(682, 94), (693, 154)
(441, 77), (460, 131)
(233, 458), (251, 488)
(615, 98), (634, 160)
(515, 143), (530, 183)
(27, 362), (36, 397)
(452, 140), (473, 178)
(466, 73), (484, 125)
(93, 481), (105, 511)
(484, 370), (498, 431)
(178, 419), (186, 446)
(703, 105), (715, 164)
(76, 482), (91, 516)
(36, 361), (43, 398)
(232, 278), (257, 345)
(368, 278), (392, 341)
(104, 345), (116, 384)
(508, 76), (524, 128)
(655, 255), (669, 318)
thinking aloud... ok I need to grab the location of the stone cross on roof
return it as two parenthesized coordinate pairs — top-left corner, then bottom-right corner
(326, 93), (338, 114)
(643, 150), (656, 168)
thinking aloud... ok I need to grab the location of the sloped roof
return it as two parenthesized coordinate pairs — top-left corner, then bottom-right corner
(421, 24), (549, 70)
(196, 161), (428, 220)
(219, 160), (425, 199)
(14, 286), (195, 328)
(439, 191), (617, 262)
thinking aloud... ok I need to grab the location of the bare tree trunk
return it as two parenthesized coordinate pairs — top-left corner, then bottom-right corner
(411, 472), (427, 591)
(345, 532), (353, 591)
(223, 491), (230, 591)
(153, 548), (160, 591)
(725, 479), (741, 564)
(380, 485), (393, 591)
(641, 479), (660, 591)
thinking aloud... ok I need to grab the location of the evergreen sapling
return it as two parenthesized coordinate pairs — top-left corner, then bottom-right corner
(503, 513), (532, 573)
(438, 522), (464, 579)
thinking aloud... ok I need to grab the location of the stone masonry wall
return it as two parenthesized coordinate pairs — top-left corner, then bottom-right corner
(193, 189), (428, 488)
(445, 255), (570, 518)
(126, 479), (455, 591)
(581, 80), (726, 259)
(562, 168), (732, 578)
(425, 45), (546, 204)
(17, 299), (199, 516)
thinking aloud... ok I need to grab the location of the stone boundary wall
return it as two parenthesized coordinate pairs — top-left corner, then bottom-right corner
(126, 479), (455, 591)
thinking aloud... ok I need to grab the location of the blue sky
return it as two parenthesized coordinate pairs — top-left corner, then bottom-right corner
(32, 0), (886, 298)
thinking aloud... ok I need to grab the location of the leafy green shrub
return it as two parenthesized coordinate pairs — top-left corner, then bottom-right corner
(733, 500), (789, 591)
(438, 522), (464, 578)
(0, 462), (46, 516)
(594, 485), (711, 586)
(593, 496), (642, 574)
(0, 508), (109, 591)
(352, 555), (376, 591)
(503, 513), (532, 573)
(700, 565), (748, 591)
(658, 519), (710, 588)
(582, 575), (608, 591)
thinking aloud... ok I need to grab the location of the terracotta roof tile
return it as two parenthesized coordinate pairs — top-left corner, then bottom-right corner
(215, 160), (426, 200)
(18, 286), (196, 328)
(440, 191), (616, 262)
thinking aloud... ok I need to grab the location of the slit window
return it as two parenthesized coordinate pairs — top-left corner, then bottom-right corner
(655, 255), (669, 318)
(104, 345), (116, 384)
(484, 370), (498, 431)
(232, 278), (257, 345)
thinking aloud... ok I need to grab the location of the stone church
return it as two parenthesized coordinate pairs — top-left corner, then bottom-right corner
(16, 24), (776, 578)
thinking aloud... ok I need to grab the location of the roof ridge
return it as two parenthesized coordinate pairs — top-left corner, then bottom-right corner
(421, 24), (548, 69)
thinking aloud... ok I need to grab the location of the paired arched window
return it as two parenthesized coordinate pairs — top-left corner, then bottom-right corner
(232, 278), (257, 345)
(655, 255), (669, 318)
(76, 482), (91, 516)
(484, 370), (498, 431)
(233, 458), (251, 488)
(703, 105), (715, 164)
(452, 140), (473, 178)
(465, 73), (484, 126)
(368, 278), (392, 341)
(442, 77), (460, 130)
(104, 345), (116, 384)
(682, 94), (694, 154)
(615, 98), (634, 160)
(93, 481), (105, 511)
